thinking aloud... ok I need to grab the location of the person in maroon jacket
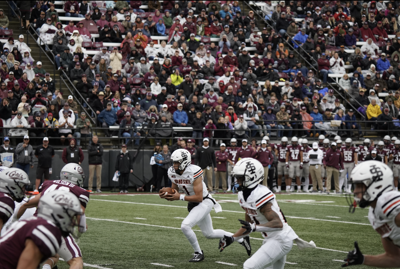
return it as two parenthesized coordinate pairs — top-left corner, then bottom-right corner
(215, 143), (229, 192)
(214, 58), (226, 78)
(183, 16), (196, 34)
(164, 95), (178, 114)
(171, 50), (183, 68)
(317, 53), (332, 84)
(107, 73), (120, 93)
(223, 49), (239, 68)
(226, 138), (238, 191)
(186, 139), (197, 164)
(323, 142), (344, 194)
(256, 140), (274, 188)
(234, 139), (256, 163)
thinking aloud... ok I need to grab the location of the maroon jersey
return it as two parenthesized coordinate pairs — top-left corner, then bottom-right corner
(0, 192), (15, 225)
(185, 147), (196, 164)
(343, 146), (358, 163)
(274, 144), (288, 163)
(302, 146), (312, 163)
(358, 145), (373, 162)
(287, 145), (303, 161)
(235, 146), (256, 163)
(39, 180), (90, 208)
(0, 217), (62, 269)
(256, 147), (274, 167)
(376, 149), (388, 162)
(321, 147), (329, 158)
(390, 148), (400, 164)
(383, 145), (393, 158)
(215, 150), (229, 172)
(227, 146), (238, 163)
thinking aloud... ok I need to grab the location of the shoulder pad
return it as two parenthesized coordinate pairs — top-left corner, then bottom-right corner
(377, 191), (400, 220)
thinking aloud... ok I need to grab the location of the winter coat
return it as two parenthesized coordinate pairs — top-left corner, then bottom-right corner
(15, 143), (33, 165)
(110, 52), (122, 73)
(115, 150), (133, 174)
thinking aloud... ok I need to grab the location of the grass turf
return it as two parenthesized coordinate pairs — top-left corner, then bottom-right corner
(56, 193), (383, 269)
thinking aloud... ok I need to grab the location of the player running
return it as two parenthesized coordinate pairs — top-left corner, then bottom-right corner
(219, 158), (315, 268)
(0, 190), (82, 269)
(343, 161), (400, 268)
(160, 149), (251, 262)
(16, 163), (88, 269)
(0, 167), (30, 231)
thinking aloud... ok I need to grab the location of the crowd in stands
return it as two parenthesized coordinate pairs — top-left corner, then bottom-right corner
(4, 0), (400, 147)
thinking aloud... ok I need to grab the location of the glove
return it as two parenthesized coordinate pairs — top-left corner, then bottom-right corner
(342, 242), (364, 267)
(300, 163), (303, 169)
(219, 235), (234, 252)
(286, 162), (289, 169)
(239, 219), (256, 235)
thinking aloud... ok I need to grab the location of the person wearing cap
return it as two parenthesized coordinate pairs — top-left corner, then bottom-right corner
(317, 53), (332, 84)
(223, 48), (239, 68)
(28, 111), (46, 144)
(108, 46), (122, 73)
(276, 12), (290, 36)
(377, 106), (395, 134)
(255, 140), (274, 188)
(33, 136), (55, 192)
(361, 38), (379, 57)
(377, 52), (391, 71)
(195, 137), (217, 192)
(64, 0), (83, 17)
(43, 112), (59, 137)
(8, 110), (29, 137)
(115, 143), (134, 194)
(307, 142), (324, 192)
(73, 112), (92, 147)
(37, 16), (58, 45)
(215, 143), (229, 192)
(0, 136), (15, 168)
(131, 102), (148, 127)
(97, 101), (118, 137)
(118, 111), (140, 146)
(61, 137), (84, 166)
(15, 134), (34, 174)
(70, 60), (84, 85)
(323, 142), (343, 194)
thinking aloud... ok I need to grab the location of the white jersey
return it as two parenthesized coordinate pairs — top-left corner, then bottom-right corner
(368, 190), (400, 247)
(168, 164), (209, 198)
(238, 185), (298, 240)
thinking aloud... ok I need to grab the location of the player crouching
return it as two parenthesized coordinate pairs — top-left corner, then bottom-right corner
(342, 161), (400, 268)
(159, 149), (251, 262)
(219, 158), (315, 269)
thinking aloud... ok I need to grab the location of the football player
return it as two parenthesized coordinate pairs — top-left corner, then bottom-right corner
(0, 190), (82, 269)
(160, 149), (251, 262)
(376, 141), (388, 164)
(227, 138), (239, 192)
(321, 138), (330, 191)
(389, 140), (400, 188)
(16, 163), (88, 269)
(275, 137), (289, 192)
(318, 134), (325, 148)
(301, 139), (311, 192)
(285, 136), (303, 192)
(342, 138), (358, 194)
(343, 161), (400, 268)
(383, 135), (393, 170)
(0, 168), (30, 231)
(219, 158), (315, 268)
(358, 138), (373, 164)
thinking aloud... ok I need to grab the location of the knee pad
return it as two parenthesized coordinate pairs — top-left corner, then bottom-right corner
(181, 223), (191, 234)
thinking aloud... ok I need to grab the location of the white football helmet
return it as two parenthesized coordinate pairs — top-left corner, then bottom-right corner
(395, 140), (400, 149)
(337, 140), (342, 144)
(345, 138), (352, 144)
(263, 136), (270, 141)
(60, 163), (85, 187)
(383, 135), (391, 141)
(292, 136), (298, 145)
(318, 134), (325, 140)
(364, 138), (371, 145)
(281, 136), (288, 142)
(231, 158), (264, 189)
(230, 138), (237, 143)
(171, 149), (191, 171)
(392, 136), (397, 142)
(349, 161), (394, 208)
(0, 168), (30, 202)
(302, 139), (308, 145)
(334, 135), (341, 141)
(37, 190), (83, 236)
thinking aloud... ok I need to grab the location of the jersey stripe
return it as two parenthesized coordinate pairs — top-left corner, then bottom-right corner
(37, 225), (59, 251)
(193, 169), (203, 179)
(386, 204), (400, 217)
(255, 192), (272, 204)
(383, 199), (400, 214)
(382, 195), (400, 209)
(256, 194), (274, 208)
(79, 195), (89, 202)
(0, 201), (13, 217)
(67, 236), (80, 257)
(32, 228), (57, 255)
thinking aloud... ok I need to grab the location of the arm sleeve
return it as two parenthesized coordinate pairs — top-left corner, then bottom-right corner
(79, 149), (84, 163)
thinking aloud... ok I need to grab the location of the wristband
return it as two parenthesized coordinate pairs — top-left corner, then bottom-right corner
(286, 162), (288, 165)
(300, 162), (303, 165)
(180, 194), (185, 201)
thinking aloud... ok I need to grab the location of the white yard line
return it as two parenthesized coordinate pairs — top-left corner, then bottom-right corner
(134, 217), (147, 220)
(325, 216), (341, 219)
(285, 262), (298, 265)
(86, 217), (348, 254)
(174, 217), (185, 219)
(90, 199), (370, 226)
(150, 263), (174, 267)
(213, 217), (226, 219)
(333, 259), (344, 262)
(215, 261), (237, 266)
(60, 258), (112, 269)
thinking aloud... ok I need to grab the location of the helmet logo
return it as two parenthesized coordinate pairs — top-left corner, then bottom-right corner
(181, 151), (188, 160)
(370, 165), (383, 182)
(77, 166), (83, 174)
(8, 171), (25, 181)
(54, 194), (75, 208)
(246, 161), (256, 175)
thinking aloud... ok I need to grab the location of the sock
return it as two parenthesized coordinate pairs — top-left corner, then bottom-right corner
(181, 224), (202, 253)
(278, 186), (281, 192)
(339, 176), (345, 191)
(42, 265), (51, 269)
(286, 186), (290, 191)
(303, 177), (309, 191)
(227, 176), (232, 189)
(297, 185), (301, 191)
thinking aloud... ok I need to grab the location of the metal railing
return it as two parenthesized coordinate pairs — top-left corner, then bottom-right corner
(7, 1), (97, 125)
(245, 1), (366, 120)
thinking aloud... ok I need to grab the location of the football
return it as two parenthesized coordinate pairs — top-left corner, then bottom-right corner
(159, 187), (176, 197)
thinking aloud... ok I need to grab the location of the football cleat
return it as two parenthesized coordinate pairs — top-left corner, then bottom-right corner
(189, 251), (204, 262)
(240, 236), (252, 256)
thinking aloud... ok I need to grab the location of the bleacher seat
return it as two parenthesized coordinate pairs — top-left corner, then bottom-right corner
(82, 41), (93, 48)
(93, 42), (103, 49)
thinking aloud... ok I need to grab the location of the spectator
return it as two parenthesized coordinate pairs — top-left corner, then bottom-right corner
(310, 105), (323, 137)
(276, 104), (293, 137)
(98, 102), (117, 137)
(318, 53), (332, 84)
(119, 112), (140, 146)
(0, 137), (14, 167)
(58, 110), (74, 140)
(44, 112), (59, 137)
(377, 107), (394, 135)
(195, 137), (216, 192)
(64, 1), (84, 17)
(29, 112), (46, 143)
(61, 138), (84, 165)
(376, 53), (391, 71)
(330, 53), (345, 74)
(15, 135), (33, 174)
(132, 103), (148, 127)
(173, 103), (188, 127)
(234, 115), (248, 139)
(155, 144), (171, 191)
(115, 144), (133, 193)
(156, 113), (173, 142)
(34, 137), (54, 191)
(9, 112), (29, 137)
(215, 143), (229, 192)
(366, 99), (382, 130)
(74, 112), (91, 147)
(140, 93), (158, 111)
(110, 47), (122, 73)
(361, 38), (379, 56)
(87, 135), (103, 193)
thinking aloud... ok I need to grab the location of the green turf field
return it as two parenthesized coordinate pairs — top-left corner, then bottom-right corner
(57, 193), (384, 269)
